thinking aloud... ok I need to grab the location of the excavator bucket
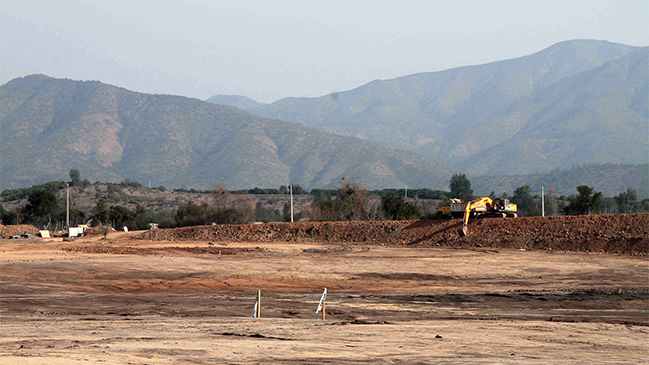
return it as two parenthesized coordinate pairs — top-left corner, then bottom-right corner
(458, 225), (468, 237)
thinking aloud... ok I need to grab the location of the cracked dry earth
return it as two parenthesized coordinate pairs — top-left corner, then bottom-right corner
(1, 227), (648, 364)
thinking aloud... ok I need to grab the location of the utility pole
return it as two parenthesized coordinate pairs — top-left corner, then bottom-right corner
(541, 186), (545, 217)
(290, 184), (294, 223)
(66, 183), (70, 230)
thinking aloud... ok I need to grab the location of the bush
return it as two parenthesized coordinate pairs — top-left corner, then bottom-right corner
(158, 217), (177, 229)
(308, 180), (381, 221)
(381, 195), (422, 220)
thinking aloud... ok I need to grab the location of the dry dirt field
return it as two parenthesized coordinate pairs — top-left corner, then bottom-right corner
(1, 216), (648, 364)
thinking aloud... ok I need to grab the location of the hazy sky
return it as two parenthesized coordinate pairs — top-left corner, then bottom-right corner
(1, 0), (648, 103)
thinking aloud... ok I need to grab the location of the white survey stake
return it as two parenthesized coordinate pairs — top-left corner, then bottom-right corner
(316, 288), (327, 313)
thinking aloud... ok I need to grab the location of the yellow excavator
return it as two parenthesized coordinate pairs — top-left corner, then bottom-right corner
(458, 197), (518, 237)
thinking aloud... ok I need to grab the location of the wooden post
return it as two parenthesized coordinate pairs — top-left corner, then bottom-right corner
(257, 289), (261, 318)
(322, 299), (326, 320)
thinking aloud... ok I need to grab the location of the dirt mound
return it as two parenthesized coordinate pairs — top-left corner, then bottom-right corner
(142, 214), (648, 254)
(0, 224), (40, 239)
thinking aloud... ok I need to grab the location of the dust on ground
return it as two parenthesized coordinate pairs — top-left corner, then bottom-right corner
(1, 215), (648, 364)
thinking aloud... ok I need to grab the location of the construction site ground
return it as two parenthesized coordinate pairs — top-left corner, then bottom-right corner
(1, 214), (648, 364)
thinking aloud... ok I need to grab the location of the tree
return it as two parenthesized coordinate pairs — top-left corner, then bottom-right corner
(133, 205), (150, 230)
(69, 169), (82, 187)
(512, 185), (534, 216)
(58, 208), (85, 226)
(92, 199), (110, 226)
(24, 191), (59, 225)
(109, 205), (135, 229)
(614, 188), (638, 213)
(292, 184), (307, 195)
(564, 185), (603, 215)
(449, 173), (473, 201)
(308, 179), (375, 221)
(381, 195), (421, 220)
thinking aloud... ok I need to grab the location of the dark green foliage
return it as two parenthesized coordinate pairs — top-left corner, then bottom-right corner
(239, 187), (283, 195)
(69, 169), (82, 187)
(108, 205), (136, 230)
(614, 188), (642, 213)
(310, 189), (335, 201)
(564, 186), (603, 215)
(174, 194), (255, 227)
(1, 209), (21, 225)
(133, 205), (150, 230)
(119, 179), (143, 189)
(381, 195), (422, 220)
(1, 181), (66, 201)
(152, 210), (176, 229)
(173, 188), (207, 193)
(176, 201), (211, 226)
(449, 174), (473, 201)
(58, 208), (85, 226)
(24, 191), (60, 224)
(158, 217), (177, 229)
(512, 185), (534, 216)
(371, 188), (448, 199)
(233, 185), (308, 195)
(101, 204), (150, 231)
(291, 185), (307, 195)
(91, 199), (110, 226)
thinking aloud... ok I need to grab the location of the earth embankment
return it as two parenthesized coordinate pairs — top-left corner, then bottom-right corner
(0, 224), (40, 238)
(143, 213), (648, 254)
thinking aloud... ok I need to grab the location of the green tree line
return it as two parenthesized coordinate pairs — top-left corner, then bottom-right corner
(2, 171), (648, 229)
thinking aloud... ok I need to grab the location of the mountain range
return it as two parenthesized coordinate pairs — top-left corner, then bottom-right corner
(2, 40), (647, 193)
(0, 75), (453, 190)
(211, 40), (648, 176)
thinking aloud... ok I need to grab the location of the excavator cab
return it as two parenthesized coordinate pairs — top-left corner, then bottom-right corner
(493, 198), (512, 211)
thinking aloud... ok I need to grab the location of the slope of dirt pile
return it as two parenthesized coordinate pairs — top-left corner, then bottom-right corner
(142, 213), (648, 254)
(0, 224), (40, 238)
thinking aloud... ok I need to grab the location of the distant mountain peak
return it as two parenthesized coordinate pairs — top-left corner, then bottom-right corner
(206, 94), (267, 110)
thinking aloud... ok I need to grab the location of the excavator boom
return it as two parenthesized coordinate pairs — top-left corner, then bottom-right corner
(458, 197), (494, 236)
(458, 196), (518, 237)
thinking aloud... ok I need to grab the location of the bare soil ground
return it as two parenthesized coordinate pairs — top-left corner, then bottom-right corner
(1, 215), (648, 364)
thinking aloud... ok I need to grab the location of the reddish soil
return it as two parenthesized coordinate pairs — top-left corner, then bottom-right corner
(0, 224), (40, 238)
(1, 215), (647, 364)
(144, 213), (649, 254)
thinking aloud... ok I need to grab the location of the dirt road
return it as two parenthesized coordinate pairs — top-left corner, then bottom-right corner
(1, 225), (647, 364)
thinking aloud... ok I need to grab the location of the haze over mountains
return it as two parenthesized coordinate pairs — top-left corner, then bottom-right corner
(0, 75), (452, 190)
(1, 40), (647, 194)
(212, 40), (648, 176)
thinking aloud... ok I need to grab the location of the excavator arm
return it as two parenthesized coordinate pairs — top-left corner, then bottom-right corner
(458, 197), (495, 237)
